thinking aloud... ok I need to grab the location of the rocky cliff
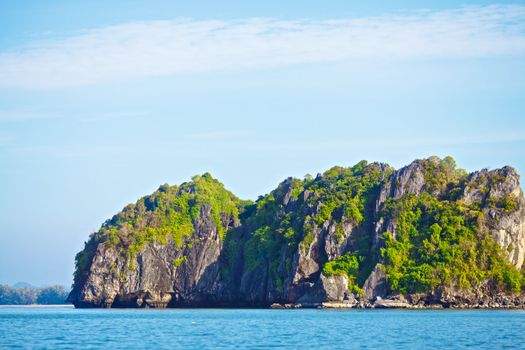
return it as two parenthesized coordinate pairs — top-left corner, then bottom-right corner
(68, 157), (525, 308)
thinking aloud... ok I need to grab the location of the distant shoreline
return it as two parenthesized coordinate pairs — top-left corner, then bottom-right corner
(1, 304), (525, 311)
(0, 304), (73, 307)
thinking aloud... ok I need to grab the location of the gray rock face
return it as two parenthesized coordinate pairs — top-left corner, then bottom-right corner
(320, 274), (353, 302)
(373, 160), (427, 245)
(69, 204), (233, 308)
(68, 158), (525, 308)
(371, 160), (525, 284)
(457, 166), (525, 268)
(362, 265), (387, 300)
(377, 160), (426, 207)
(477, 167), (525, 268)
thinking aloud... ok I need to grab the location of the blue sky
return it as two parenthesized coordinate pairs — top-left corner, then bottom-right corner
(1, 1), (524, 287)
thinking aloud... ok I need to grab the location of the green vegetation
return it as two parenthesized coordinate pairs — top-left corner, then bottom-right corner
(73, 234), (99, 288)
(422, 156), (467, 194)
(487, 193), (518, 214)
(77, 173), (242, 270)
(238, 160), (389, 291)
(322, 253), (364, 296)
(311, 160), (385, 226)
(311, 161), (390, 289)
(174, 256), (188, 268)
(237, 178), (308, 283)
(0, 285), (69, 305)
(380, 157), (523, 295)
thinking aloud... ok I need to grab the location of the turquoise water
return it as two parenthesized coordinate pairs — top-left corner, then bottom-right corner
(1, 306), (524, 349)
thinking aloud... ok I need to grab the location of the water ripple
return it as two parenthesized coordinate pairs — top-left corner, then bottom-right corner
(0, 307), (524, 349)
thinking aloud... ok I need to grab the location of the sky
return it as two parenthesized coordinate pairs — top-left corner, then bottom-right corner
(0, 0), (524, 287)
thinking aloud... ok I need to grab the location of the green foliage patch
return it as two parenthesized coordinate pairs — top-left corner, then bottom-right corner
(322, 253), (364, 296)
(239, 161), (389, 291)
(381, 158), (523, 295)
(82, 173), (241, 269)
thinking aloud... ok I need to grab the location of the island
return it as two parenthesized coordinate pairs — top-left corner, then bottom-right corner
(68, 156), (525, 309)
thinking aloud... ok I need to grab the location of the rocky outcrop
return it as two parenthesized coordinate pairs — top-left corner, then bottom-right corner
(362, 265), (387, 300)
(70, 203), (234, 308)
(68, 158), (525, 309)
(472, 167), (525, 268)
(373, 160), (426, 243)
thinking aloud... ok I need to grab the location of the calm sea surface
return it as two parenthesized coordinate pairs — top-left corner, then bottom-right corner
(0, 306), (524, 349)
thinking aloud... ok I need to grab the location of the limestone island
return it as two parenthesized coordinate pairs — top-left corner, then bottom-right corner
(68, 156), (525, 309)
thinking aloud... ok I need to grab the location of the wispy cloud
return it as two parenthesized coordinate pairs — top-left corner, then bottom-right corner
(0, 5), (524, 88)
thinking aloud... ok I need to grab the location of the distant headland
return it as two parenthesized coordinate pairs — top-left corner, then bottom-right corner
(0, 283), (69, 305)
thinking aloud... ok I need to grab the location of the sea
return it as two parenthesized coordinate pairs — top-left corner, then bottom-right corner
(0, 306), (524, 349)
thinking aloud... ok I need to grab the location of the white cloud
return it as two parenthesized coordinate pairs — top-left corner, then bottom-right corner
(0, 5), (524, 88)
